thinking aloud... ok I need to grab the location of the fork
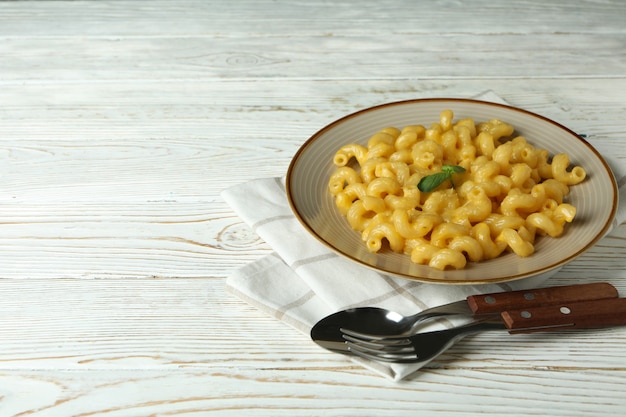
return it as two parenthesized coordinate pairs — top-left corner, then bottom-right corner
(341, 298), (626, 363)
(342, 318), (504, 363)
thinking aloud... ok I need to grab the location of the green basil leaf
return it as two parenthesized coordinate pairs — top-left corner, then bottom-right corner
(417, 172), (450, 192)
(418, 165), (466, 192)
(446, 165), (466, 174)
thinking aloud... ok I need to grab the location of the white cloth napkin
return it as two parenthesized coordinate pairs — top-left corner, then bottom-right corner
(222, 91), (626, 381)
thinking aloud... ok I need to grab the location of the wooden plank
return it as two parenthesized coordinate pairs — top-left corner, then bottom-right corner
(0, 0), (624, 37)
(0, 275), (625, 367)
(1, 368), (626, 416)
(1, 34), (624, 81)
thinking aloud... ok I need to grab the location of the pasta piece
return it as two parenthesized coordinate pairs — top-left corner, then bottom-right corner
(430, 223), (471, 248)
(500, 186), (546, 218)
(509, 163), (534, 191)
(360, 158), (386, 183)
(389, 149), (413, 164)
(491, 142), (514, 175)
(412, 139), (444, 170)
(375, 161), (411, 186)
(475, 131), (497, 158)
(346, 200), (373, 232)
(422, 189), (460, 214)
(527, 204), (576, 237)
(368, 131), (396, 148)
(497, 228), (535, 257)
(483, 213), (525, 235)
(391, 210), (443, 239)
(335, 183), (367, 215)
(384, 182), (421, 210)
(551, 154), (587, 185)
(333, 143), (368, 166)
(429, 249), (467, 270)
(409, 242), (469, 270)
(364, 223), (405, 253)
(328, 166), (361, 195)
(410, 243), (440, 265)
(367, 142), (395, 160)
(448, 235), (484, 262)
(539, 179), (570, 204)
(366, 177), (402, 198)
(471, 223), (507, 260)
(394, 130), (419, 150)
(478, 119), (514, 141)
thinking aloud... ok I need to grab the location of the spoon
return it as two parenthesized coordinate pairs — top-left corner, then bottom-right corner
(310, 282), (619, 353)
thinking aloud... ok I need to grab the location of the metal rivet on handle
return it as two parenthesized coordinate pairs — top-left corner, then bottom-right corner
(484, 296), (496, 304)
(521, 311), (532, 318)
(560, 306), (571, 315)
(523, 292), (535, 301)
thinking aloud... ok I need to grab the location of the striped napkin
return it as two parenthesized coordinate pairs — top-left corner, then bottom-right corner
(222, 91), (626, 381)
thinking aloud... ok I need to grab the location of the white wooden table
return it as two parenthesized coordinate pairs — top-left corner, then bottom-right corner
(1, 1), (625, 415)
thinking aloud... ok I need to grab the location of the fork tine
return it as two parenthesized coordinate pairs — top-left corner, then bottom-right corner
(344, 341), (419, 363)
(342, 334), (414, 352)
(342, 331), (418, 363)
(341, 328), (412, 346)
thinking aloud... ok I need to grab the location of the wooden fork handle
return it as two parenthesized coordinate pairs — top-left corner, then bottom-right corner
(502, 298), (626, 334)
(466, 282), (618, 314)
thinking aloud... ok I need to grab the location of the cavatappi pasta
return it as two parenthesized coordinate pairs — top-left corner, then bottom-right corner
(328, 110), (586, 270)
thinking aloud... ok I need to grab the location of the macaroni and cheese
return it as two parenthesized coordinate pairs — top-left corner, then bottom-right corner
(328, 110), (586, 270)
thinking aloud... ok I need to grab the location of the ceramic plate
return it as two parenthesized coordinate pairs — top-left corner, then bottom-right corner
(286, 99), (617, 284)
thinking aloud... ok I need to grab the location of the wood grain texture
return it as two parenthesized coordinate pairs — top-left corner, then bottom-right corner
(0, 0), (625, 415)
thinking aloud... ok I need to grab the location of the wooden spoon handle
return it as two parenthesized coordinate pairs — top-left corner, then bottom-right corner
(466, 282), (618, 314)
(502, 298), (626, 333)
